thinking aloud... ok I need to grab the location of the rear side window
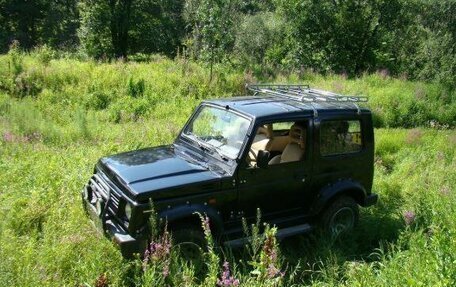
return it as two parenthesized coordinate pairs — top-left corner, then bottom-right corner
(320, 120), (362, 156)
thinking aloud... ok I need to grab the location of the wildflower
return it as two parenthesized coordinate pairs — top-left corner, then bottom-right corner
(440, 185), (451, 196)
(262, 231), (278, 262)
(2, 132), (14, 142)
(217, 261), (239, 287)
(403, 210), (416, 226)
(267, 263), (284, 279)
(95, 273), (109, 287)
(436, 152), (445, 161)
(143, 229), (172, 273)
(202, 215), (211, 236)
(260, 227), (284, 279)
(405, 129), (423, 145)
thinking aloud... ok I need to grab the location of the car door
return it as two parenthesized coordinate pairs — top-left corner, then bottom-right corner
(236, 119), (313, 220)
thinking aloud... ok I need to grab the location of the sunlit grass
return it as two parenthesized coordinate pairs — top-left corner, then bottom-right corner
(0, 53), (455, 286)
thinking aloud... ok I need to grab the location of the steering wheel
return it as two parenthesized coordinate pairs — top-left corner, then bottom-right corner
(249, 148), (257, 162)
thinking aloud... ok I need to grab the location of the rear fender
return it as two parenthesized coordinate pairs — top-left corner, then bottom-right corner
(310, 180), (366, 215)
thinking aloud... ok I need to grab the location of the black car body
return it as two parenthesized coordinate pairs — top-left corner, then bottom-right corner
(82, 84), (378, 257)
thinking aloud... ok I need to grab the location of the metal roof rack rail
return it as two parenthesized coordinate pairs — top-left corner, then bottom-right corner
(246, 84), (368, 103)
(246, 84), (368, 116)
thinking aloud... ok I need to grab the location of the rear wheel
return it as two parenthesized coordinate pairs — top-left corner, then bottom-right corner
(321, 196), (359, 238)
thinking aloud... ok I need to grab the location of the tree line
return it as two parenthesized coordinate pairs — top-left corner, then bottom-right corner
(0, 0), (454, 84)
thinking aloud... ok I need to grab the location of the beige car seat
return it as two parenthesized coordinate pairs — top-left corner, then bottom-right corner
(269, 124), (306, 164)
(249, 124), (273, 161)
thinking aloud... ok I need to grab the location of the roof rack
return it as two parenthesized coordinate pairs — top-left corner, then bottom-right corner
(246, 84), (368, 103)
(246, 84), (368, 116)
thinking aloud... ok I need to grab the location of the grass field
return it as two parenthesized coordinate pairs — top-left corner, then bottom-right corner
(0, 52), (455, 286)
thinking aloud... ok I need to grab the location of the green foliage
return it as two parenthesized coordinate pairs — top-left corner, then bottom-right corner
(127, 76), (145, 98)
(0, 0), (455, 86)
(184, 0), (236, 64)
(0, 55), (456, 286)
(7, 41), (23, 76)
(234, 12), (287, 67)
(78, 0), (185, 59)
(275, 0), (404, 74)
(77, 0), (114, 59)
(0, 0), (79, 52)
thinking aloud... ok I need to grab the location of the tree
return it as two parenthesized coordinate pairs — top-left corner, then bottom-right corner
(0, 0), (47, 50)
(275, 0), (407, 75)
(234, 12), (287, 67)
(129, 0), (185, 56)
(40, 0), (79, 49)
(0, 0), (79, 52)
(78, 0), (132, 59)
(79, 0), (185, 59)
(184, 0), (236, 64)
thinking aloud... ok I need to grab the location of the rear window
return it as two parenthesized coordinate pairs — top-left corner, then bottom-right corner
(320, 120), (362, 156)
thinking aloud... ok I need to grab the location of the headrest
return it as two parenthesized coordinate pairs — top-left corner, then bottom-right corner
(289, 124), (306, 149)
(257, 124), (273, 138)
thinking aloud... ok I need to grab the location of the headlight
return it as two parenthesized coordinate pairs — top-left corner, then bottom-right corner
(125, 203), (132, 220)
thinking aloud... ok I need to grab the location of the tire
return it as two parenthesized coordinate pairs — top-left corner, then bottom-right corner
(321, 195), (359, 238)
(170, 223), (206, 262)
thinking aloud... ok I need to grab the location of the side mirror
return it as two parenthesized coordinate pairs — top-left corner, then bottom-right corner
(257, 150), (270, 168)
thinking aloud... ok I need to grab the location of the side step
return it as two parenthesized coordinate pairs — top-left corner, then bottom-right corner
(224, 223), (313, 248)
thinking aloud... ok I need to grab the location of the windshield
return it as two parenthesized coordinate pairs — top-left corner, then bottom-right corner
(183, 105), (251, 159)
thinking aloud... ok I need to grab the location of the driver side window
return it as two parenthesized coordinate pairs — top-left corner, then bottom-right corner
(247, 120), (308, 167)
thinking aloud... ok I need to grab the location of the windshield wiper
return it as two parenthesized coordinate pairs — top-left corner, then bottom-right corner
(186, 132), (230, 162)
(209, 145), (230, 161)
(198, 140), (229, 161)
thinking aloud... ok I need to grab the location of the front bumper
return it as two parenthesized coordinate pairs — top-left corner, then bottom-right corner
(82, 185), (147, 258)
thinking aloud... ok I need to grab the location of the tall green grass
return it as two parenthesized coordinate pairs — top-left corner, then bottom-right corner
(0, 51), (455, 139)
(0, 53), (455, 286)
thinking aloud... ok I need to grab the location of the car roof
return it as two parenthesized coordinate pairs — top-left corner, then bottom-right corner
(204, 95), (370, 120)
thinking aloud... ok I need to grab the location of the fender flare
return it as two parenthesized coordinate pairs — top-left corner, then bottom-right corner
(158, 204), (224, 235)
(310, 180), (367, 216)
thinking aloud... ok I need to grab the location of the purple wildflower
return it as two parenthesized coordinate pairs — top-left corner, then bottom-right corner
(267, 263), (285, 279)
(202, 215), (211, 236)
(403, 210), (416, 226)
(217, 261), (239, 287)
(143, 229), (172, 273)
(260, 228), (285, 279)
(2, 132), (14, 142)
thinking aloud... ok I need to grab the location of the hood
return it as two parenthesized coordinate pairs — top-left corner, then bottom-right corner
(98, 145), (223, 201)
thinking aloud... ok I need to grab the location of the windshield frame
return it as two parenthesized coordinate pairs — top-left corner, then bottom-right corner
(179, 103), (253, 162)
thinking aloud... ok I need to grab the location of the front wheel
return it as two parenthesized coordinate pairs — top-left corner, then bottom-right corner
(171, 223), (208, 278)
(321, 196), (359, 238)
(171, 223), (206, 260)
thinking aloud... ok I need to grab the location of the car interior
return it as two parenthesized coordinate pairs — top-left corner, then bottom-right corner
(248, 122), (307, 167)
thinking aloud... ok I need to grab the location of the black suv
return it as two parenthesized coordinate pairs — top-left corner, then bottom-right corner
(82, 84), (378, 257)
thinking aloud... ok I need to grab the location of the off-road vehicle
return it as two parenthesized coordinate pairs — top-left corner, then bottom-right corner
(82, 84), (378, 258)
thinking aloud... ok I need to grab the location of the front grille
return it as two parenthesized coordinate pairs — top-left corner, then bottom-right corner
(89, 172), (122, 215)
